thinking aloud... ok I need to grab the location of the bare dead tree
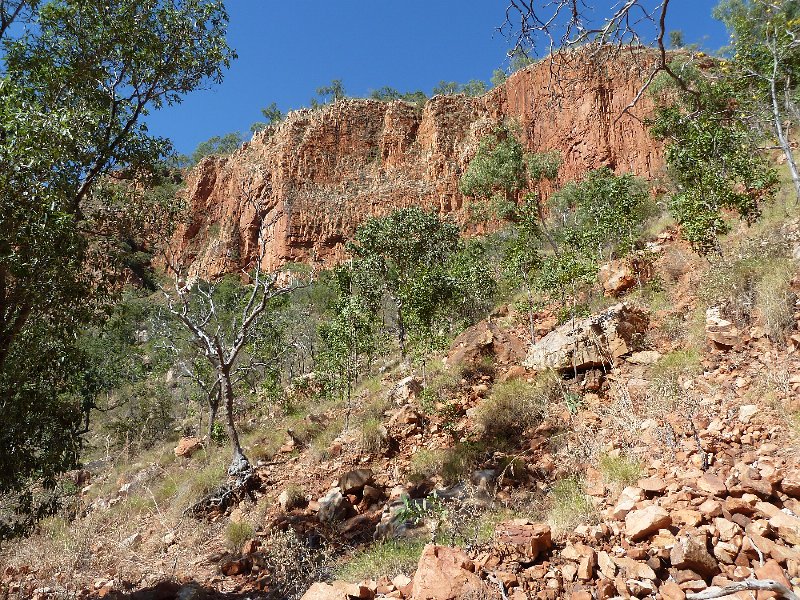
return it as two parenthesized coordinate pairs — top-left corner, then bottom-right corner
(499, 0), (698, 113)
(162, 169), (306, 475)
(686, 579), (799, 600)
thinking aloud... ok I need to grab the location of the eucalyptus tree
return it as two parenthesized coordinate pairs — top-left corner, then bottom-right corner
(715, 0), (800, 202)
(0, 0), (234, 512)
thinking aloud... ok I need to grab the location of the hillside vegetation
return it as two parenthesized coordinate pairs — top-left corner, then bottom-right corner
(4, 2), (800, 600)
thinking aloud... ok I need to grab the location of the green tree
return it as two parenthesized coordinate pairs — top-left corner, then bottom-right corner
(459, 124), (527, 205)
(317, 266), (380, 420)
(191, 131), (244, 164)
(250, 101), (284, 133)
(650, 63), (778, 253)
(369, 86), (428, 106)
(312, 78), (346, 107)
(347, 207), (462, 356)
(715, 0), (800, 201)
(432, 80), (460, 95)
(461, 79), (488, 97)
(0, 0), (234, 525)
(669, 30), (685, 48)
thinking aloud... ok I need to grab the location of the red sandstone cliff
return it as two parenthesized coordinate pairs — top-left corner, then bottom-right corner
(168, 50), (663, 277)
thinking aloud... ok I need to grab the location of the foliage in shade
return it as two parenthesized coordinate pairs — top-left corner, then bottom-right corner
(649, 62), (778, 253)
(0, 0), (234, 535)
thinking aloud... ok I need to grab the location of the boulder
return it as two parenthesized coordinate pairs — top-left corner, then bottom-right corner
(390, 376), (422, 403)
(705, 307), (740, 349)
(670, 533), (718, 577)
(524, 303), (648, 372)
(598, 260), (636, 296)
(300, 583), (349, 600)
(625, 505), (671, 541)
(494, 520), (553, 563)
(174, 437), (203, 458)
(769, 511), (800, 545)
(411, 545), (482, 600)
(447, 319), (527, 367)
(317, 488), (350, 523)
(696, 473), (727, 497)
(339, 469), (374, 495)
(779, 470), (800, 498)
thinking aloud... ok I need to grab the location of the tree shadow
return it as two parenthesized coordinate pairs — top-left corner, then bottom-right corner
(87, 580), (274, 599)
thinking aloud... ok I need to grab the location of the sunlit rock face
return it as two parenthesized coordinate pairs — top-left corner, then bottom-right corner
(168, 48), (662, 278)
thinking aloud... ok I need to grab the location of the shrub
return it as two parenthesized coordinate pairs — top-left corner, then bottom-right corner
(440, 442), (486, 486)
(698, 238), (794, 332)
(476, 372), (561, 440)
(598, 453), (643, 490)
(547, 477), (596, 533)
(408, 449), (445, 482)
(360, 418), (386, 454)
(310, 418), (344, 461)
(258, 529), (335, 600)
(755, 267), (795, 342)
(225, 521), (254, 552)
(647, 349), (702, 412)
(336, 539), (425, 582)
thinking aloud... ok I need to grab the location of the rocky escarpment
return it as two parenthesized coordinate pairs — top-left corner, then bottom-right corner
(168, 49), (664, 277)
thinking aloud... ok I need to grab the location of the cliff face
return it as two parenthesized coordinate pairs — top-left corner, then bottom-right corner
(169, 51), (663, 277)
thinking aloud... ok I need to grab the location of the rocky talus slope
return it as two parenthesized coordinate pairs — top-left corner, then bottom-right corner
(3, 232), (800, 600)
(168, 49), (662, 277)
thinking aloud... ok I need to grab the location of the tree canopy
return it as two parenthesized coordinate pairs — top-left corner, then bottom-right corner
(0, 0), (234, 523)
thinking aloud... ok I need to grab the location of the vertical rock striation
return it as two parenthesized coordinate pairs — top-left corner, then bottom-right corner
(168, 49), (663, 278)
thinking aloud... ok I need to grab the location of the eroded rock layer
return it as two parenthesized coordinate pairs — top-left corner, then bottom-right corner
(169, 50), (662, 277)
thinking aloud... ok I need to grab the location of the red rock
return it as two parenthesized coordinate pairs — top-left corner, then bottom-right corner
(596, 579), (617, 600)
(625, 505), (671, 541)
(698, 499), (723, 518)
(167, 52), (664, 279)
(670, 533), (719, 577)
(241, 539), (260, 556)
(660, 581), (686, 600)
(769, 511), (800, 545)
(732, 476), (773, 499)
(494, 521), (553, 563)
(410, 545), (482, 600)
(448, 320), (527, 366)
(300, 583), (349, 600)
(638, 477), (668, 494)
(173, 437), (203, 458)
(612, 556), (656, 580)
(696, 473), (727, 496)
(780, 471), (800, 498)
(754, 559), (793, 600)
(220, 558), (251, 576)
(331, 581), (374, 599)
(598, 260), (636, 296)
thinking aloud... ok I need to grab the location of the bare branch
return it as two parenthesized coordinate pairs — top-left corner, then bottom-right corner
(686, 579), (799, 600)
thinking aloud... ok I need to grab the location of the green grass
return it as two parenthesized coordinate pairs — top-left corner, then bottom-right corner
(225, 521), (255, 552)
(598, 453), (643, 490)
(335, 539), (426, 582)
(547, 477), (596, 533)
(476, 371), (561, 441)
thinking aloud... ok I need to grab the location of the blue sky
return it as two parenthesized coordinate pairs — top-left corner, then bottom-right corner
(146, 1), (729, 156)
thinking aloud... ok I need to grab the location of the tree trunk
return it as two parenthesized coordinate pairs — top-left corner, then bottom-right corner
(771, 66), (800, 202)
(522, 272), (536, 343)
(396, 299), (407, 357)
(207, 387), (220, 442)
(220, 367), (250, 475)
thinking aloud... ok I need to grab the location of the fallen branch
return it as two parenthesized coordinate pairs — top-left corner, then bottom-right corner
(686, 579), (799, 600)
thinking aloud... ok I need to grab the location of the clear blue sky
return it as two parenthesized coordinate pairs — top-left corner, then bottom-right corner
(146, 1), (728, 156)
